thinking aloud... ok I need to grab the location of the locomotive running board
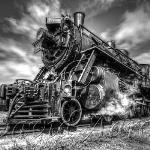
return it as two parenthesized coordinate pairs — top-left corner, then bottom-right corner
(81, 25), (143, 78)
(82, 46), (143, 78)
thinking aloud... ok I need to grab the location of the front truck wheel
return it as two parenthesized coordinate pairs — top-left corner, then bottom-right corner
(60, 99), (82, 126)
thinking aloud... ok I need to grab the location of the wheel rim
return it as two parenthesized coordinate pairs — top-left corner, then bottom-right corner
(61, 99), (82, 126)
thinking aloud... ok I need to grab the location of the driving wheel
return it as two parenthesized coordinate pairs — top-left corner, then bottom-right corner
(61, 99), (82, 126)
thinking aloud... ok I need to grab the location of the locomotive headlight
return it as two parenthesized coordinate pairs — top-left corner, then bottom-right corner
(64, 84), (72, 96)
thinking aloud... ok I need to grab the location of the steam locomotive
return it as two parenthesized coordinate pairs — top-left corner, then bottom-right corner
(0, 12), (150, 126)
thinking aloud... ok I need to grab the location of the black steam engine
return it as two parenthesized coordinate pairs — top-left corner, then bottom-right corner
(1, 12), (150, 126)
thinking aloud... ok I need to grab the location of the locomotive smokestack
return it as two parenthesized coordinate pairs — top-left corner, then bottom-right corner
(74, 12), (85, 27)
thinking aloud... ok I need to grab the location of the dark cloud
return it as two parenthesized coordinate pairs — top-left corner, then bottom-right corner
(114, 4), (150, 49)
(101, 2), (150, 64)
(6, 0), (63, 40)
(0, 0), (63, 84)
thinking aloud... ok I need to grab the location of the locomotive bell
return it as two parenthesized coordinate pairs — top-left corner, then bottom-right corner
(74, 12), (85, 27)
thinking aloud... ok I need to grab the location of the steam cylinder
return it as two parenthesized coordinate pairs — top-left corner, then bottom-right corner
(89, 66), (104, 82)
(74, 12), (85, 27)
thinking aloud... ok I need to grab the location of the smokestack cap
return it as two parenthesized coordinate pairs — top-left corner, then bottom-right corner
(74, 12), (85, 27)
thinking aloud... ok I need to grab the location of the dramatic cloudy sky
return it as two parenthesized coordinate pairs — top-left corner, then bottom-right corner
(0, 0), (150, 84)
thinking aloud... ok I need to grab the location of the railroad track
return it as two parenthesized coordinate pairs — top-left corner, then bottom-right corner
(0, 116), (149, 138)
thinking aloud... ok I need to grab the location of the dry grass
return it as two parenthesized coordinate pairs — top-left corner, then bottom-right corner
(6, 131), (150, 150)
(0, 117), (150, 150)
